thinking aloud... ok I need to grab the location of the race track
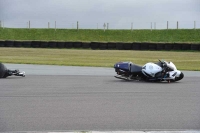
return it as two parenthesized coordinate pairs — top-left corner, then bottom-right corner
(0, 64), (200, 132)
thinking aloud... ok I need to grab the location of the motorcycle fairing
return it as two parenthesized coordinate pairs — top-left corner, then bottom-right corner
(142, 63), (162, 78)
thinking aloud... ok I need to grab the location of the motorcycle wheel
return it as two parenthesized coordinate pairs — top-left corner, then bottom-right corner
(0, 63), (8, 78)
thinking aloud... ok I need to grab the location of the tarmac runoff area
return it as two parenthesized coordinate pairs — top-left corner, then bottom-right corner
(1, 64), (200, 132)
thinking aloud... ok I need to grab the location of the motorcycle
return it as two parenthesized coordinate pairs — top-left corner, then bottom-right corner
(0, 63), (25, 78)
(114, 60), (184, 82)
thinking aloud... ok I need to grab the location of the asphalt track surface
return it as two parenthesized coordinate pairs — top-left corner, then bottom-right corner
(0, 64), (200, 132)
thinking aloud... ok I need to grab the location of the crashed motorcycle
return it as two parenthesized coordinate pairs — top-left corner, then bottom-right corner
(0, 63), (25, 78)
(114, 60), (184, 82)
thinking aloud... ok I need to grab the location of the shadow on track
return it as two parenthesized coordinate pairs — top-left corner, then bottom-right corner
(111, 78), (181, 84)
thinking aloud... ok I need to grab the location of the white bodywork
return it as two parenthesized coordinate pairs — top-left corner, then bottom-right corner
(142, 63), (162, 77)
(164, 61), (181, 79)
(142, 61), (181, 80)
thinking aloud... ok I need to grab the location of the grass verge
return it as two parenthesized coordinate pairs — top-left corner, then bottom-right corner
(0, 48), (200, 71)
(0, 28), (200, 43)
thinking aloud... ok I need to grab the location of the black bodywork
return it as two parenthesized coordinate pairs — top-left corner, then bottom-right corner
(114, 62), (144, 80)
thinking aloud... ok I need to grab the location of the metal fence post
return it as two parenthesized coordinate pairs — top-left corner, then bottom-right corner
(167, 21), (168, 29)
(131, 22), (133, 32)
(77, 21), (79, 31)
(103, 23), (106, 32)
(2, 20), (199, 30)
(177, 21), (178, 29)
(55, 21), (56, 31)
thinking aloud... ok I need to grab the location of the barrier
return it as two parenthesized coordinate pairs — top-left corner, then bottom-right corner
(0, 40), (5, 47)
(22, 41), (31, 47)
(40, 41), (49, 48)
(57, 42), (65, 48)
(65, 42), (73, 48)
(182, 43), (191, 50)
(14, 41), (22, 47)
(107, 42), (116, 50)
(31, 41), (40, 48)
(116, 43), (124, 50)
(99, 42), (107, 50)
(123, 43), (132, 50)
(148, 43), (157, 50)
(48, 41), (57, 48)
(140, 43), (149, 50)
(5, 40), (14, 47)
(173, 43), (182, 50)
(91, 42), (99, 49)
(191, 44), (199, 50)
(82, 42), (91, 49)
(73, 42), (82, 48)
(132, 42), (141, 50)
(164, 43), (174, 50)
(0, 40), (199, 51)
(156, 43), (165, 50)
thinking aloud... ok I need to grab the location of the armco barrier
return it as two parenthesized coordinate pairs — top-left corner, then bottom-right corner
(132, 42), (141, 50)
(57, 42), (65, 48)
(14, 41), (22, 47)
(191, 44), (199, 50)
(73, 42), (82, 48)
(5, 40), (14, 47)
(22, 41), (31, 47)
(65, 42), (73, 48)
(107, 42), (116, 50)
(99, 42), (107, 50)
(123, 43), (132, 50)
(116, 42), (124, 50)
(31, 41), (40, 48)
(0, 40), (5, 47)
(91, 42), (99, 49)
(82, 42), (91, 49)
(156, 43), (165, 50)
(40, 41), (48, 48)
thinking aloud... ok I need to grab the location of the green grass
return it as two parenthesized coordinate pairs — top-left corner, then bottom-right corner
(0, 28), (200, 43)
(0, 48), (200, 71)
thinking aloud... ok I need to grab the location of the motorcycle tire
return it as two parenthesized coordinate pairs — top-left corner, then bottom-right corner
(0, 63), (8, 78)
